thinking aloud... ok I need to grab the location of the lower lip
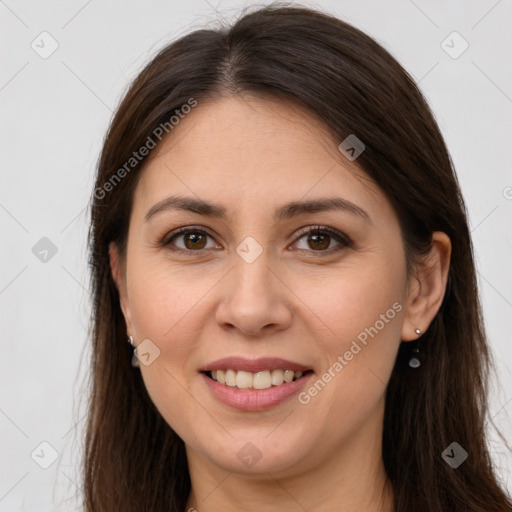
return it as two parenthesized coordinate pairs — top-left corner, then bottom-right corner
(201, 372), (314, 411)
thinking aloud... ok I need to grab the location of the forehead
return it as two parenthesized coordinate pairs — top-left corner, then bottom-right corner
(132, 94), (387, 221)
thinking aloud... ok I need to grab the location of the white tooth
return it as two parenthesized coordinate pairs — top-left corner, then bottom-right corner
(271, 369), (284, 386)
(225, 369), (237, 387)
(236, 370), (253, 389)
(217, 369), (305, 388)
(283, 370), (294, 383)
(253, 370), (272, 390)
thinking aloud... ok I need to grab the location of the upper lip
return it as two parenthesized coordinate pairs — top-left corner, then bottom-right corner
(200, 357), (313, 373)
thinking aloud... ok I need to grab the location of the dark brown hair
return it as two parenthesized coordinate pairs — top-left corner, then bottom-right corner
(84, 3), (512, 511)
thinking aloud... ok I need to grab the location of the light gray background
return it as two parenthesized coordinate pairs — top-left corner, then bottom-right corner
(1, 0), (511, 510)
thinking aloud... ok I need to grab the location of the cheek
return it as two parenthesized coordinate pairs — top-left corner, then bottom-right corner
(128, 257), (209, 338)
(294, 257), (405, 347)
(292, 254), (405, 405)
(127, 258), (223, 392)
(128, 262), (208, 435)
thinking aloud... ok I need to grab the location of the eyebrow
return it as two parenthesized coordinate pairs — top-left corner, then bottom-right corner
(144, 195), (372, 224)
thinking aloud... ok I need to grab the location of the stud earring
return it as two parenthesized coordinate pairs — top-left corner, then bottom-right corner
(127, 335), (140, 368)
(408, 328), (422, 368)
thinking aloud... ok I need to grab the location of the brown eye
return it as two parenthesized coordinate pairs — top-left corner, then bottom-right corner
(162, 225), (351, 257)
(306, 232), (331, 250)
(182, 232), (207, 250)
(164, 228), (216, 252)
(293, 226), (351, 255)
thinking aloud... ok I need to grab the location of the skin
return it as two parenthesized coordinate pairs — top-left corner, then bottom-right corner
(109, 94), (451, 512)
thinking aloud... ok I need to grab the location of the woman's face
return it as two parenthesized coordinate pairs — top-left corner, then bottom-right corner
(111, 95), (419, 477)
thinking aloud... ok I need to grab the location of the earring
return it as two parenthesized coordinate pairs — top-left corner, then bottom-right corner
(127, 335), (140, 368)
(408, 328), (422, 368)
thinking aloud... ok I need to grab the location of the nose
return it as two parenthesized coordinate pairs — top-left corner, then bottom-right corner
(215, 251), (292, 337)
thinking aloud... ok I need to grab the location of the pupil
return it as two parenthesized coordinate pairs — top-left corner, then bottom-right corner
(309, 233), (329, 250)
(186, 233), (205, 249)
(183, 232), (330, 251)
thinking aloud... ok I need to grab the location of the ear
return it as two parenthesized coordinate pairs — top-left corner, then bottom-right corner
(401, 231), (452, 341)
(109, 241), (134, 336)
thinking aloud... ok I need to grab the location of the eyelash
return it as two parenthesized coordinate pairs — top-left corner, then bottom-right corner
(161, 225), (353, 257)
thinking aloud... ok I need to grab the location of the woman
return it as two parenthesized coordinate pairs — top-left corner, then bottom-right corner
(84, 3), (512, 511)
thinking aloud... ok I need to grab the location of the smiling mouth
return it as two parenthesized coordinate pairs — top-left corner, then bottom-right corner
(203, 369), (314, 390)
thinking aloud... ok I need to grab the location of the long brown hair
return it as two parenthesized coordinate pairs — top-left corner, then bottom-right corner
(84, 3), (512, 510)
